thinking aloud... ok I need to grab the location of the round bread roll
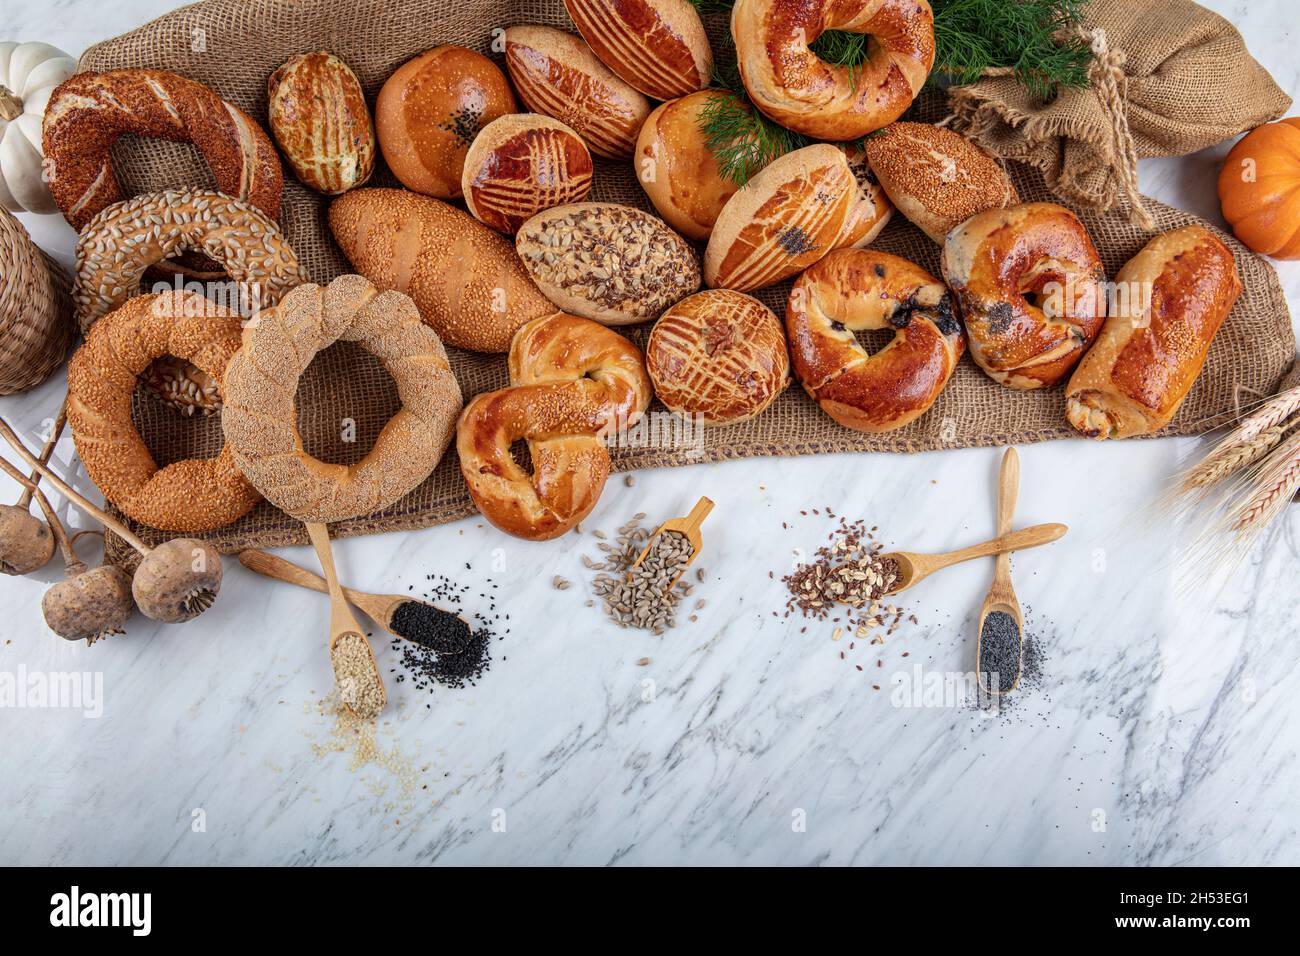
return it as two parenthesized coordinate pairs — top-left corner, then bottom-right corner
(504, 25), (650, 160)
(648, 290), (789, 425)
(376, 46), (517, 200)
(863, 122), (1018, 244)
(635, 91), (741, 241)
(461, 113), (594, 234)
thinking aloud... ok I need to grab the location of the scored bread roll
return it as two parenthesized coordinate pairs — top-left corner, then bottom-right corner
(376, 45), (517, 200)
(504, 25), (650, 160)
(461, 113), (594, 234)
(704, 144), (866, 291)
(564, 0), (712, 101)
(836, 141), (894, 249)
(329, 188), (556, 353)
(864, 122), (1018, 244)
(1066, 226), (1242, 439)
(647, 289), (789, 425)
(635, 91), (741, 241)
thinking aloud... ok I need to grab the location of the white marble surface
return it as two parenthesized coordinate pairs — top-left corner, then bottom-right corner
(1, 0), (1298, 866)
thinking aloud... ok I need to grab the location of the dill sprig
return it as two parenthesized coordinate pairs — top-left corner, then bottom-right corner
(699, 60), (812, 186)
(932, 0), (1093, 97)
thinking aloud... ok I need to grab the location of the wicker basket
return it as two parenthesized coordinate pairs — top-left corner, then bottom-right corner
(0, 207), (74, 395)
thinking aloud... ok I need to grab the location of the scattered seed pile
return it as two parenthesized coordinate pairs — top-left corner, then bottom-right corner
(577, 514), (706, 634)
(330, 632), (385, 720)
(389, 567), (509, 696)
(777, 514), (918, 684)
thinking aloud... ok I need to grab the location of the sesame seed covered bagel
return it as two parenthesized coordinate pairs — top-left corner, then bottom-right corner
(457, 313), (652, 540)
(67, 291), (260, 532)
(42, 69), (282, 232)
(221, 275), (463, 523)
(72, 189), (307, 334)
(787, 249), (965, 432)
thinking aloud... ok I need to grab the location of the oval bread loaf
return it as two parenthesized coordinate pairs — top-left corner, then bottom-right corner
(564, 0), (713, 101)
(268, 51), (375, 195)
(329, 187), (556, 353)
(516, 203), (700, 326)
(504, 25), (651, 160)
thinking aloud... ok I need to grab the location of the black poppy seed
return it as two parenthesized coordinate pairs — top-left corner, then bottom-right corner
(390, 601), (472, 655)
(978, 611), (1022, 693)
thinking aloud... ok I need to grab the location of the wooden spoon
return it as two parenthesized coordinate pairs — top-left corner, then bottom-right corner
(238, 548), (470, 645)
(630, 496), (713, 587)
(304, 522), (385, 718)
(976, 448), (1025, 695)
(874, 521), (1067, 597)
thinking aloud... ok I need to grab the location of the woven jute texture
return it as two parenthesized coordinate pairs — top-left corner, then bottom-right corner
(79, 0), (1296, 562)
(0, 207), (73, 396)
(949, 0), (1292, 217)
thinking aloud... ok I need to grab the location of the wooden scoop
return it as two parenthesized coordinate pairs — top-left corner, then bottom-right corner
(238, 549), (469, 644)
(305, 522), (385, 718)
(630, 496), (713, 587)
(876, 521), (1066, 597)
(976, 448), (1025, 695)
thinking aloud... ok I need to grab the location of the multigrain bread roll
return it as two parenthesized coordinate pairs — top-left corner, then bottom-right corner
(564, 0), (712, 101)
(375, 46), (517, 200)
(863, 122), (1018, 244)
(461, 113), (594, 234)
(1066, 226), (1242, 439)
(504, 26), (650, 160)
(704, 144), (869, 291)
(635, 91), (741, 241)
(329, 188), (555, 353)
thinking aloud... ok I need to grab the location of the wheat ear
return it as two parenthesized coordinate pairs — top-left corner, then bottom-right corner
(1230, 384), (1300, 445)
(1181, 424), (1287, 491)
(1231, 431), (1300, 533)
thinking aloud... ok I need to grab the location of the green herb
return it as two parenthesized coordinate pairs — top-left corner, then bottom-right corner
(807, 30), (870, 89)
(932, 0), (1093, 98)
(699, 64), (812, 187)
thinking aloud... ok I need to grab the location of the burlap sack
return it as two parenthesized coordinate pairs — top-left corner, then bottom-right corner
(78, 0), (1296, 563)
(949, 0), (1292, 221)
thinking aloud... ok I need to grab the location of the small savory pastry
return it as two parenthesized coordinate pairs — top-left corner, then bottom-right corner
(1066, 226), (1241, 439)
(563, 0), (713, 101)
(375, 45), (517, 200)
(268, 51), (375, 194)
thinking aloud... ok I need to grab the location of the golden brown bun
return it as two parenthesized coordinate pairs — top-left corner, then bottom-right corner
(329, 188), (555, 353)
(942, 202), (1106, 390)
(375, 46), (517, 200)
(457, 314), (652, 540)
(268, 52), (375, 195)
(863, 122), (1018, 244)
(648, 290), (789, 424)
(68, 292), (260, 532)
(504, 26), (650, 160)
(1066, 226), (1241, 439)
(563, 0), (713, 101)
(786, 249), (965, 432)
(732, 0), (934, 140)
(836, 141), (894, 249)
(516, 203), (700, 326)
(222, 276), (463, 523)
(460, 113), (594, 234)
(704, 144), (864, 291)
(635, 91), (741, 242)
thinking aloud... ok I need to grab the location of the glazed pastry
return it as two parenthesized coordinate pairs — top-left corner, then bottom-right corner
(942, 202), (1107, 389)
(787, 249), (965, 432)
(648, 289), (789, 424)
(268, 51), (375, 195)
(731, 0), (934, 140)
(515, 202), (700, 326)
(456, 313), (653, 540)
(42, 68), (282, 230)
(375, 46), (517, 200)
(863, 122), (1017, 244)
(461, 113), (594, 234)
(635, 91), (741, 242)
(329, 188), (556, 353)
(1066, 226), (1241, 439)
(504, 25), (650, 160)
(222, 276), (463, 522)
(563, 0), (712, 101)
(67, 291), (260, 532)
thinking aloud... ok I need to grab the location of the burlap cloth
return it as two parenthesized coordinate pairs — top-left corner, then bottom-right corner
(948, 0), (1292, 222)
(79, 0), (1296, 563)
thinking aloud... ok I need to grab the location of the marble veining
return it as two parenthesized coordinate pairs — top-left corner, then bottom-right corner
(0, 0), (1297, 865)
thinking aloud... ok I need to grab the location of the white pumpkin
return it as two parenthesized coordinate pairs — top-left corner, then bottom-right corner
(0, 41), (75, 215)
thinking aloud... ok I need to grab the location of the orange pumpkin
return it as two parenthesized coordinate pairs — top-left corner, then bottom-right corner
(1218, 117), (1300, 260)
